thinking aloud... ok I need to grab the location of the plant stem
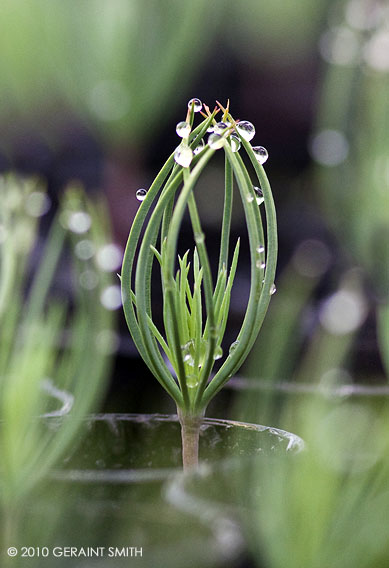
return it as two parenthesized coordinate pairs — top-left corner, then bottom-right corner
(178, 408), (203, 471)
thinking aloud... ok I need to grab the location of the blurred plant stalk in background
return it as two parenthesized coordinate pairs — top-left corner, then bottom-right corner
(0, 177), (118, 550)
(236, 3), (389, 566)
(311, 0), (389, 375)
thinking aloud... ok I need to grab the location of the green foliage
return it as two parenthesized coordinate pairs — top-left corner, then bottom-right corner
(0, 177), (115, 503)
(121, 101), (278, 417)
(245, 395), (389, 568)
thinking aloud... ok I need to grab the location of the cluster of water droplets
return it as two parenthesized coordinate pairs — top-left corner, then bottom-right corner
(255, 240), (266, 270)
(181, 339), (224, 387)
(136, 100), (270, 207)
(233, 121), (269, 166)
(172, 98), (205, 168)
(255, 242), (276, 296)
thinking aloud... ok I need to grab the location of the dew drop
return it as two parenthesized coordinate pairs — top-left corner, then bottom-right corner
(68, 211), (92, 234)
(174, 144), (193, 167)
(252, 146), (268, 165)
(256, 245), (265, 254)
(270, 283), (277, 295)
(229, 340), (239, 355)
(208, 133), (224, 150)
(198, 339), (207, 367)
(193, 139), (205, 155)
(183, 354), (195, 367)
(246, 194), (254, 203)
(236, 121), (255, 142)
(187, 375), (199, 389)
(230, 135), (241, 152)
(136, 188), (147, 201)
(254, 186), (264, 205)
(214, 346), (223, 360)
(181, 340), (195, 367)
(214, 121), (229, 134)
(256, 260), (266, 269)
(176, 121), (191, 138)
(188, 98), (202, 113)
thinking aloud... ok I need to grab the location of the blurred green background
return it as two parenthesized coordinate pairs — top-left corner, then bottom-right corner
(0, 0), (388, 567)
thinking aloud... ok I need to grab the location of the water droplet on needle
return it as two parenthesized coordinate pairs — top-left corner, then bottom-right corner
(208, 133), (224, 149)
(174, 144), (193, 167)
(188, 98), (202, 113)
(236, 121), (255, 141)
(136, 189), (147, 201)
(176, 121), (191, 138)
(252, 146), (268, 164)
(254, 186), (264, 205)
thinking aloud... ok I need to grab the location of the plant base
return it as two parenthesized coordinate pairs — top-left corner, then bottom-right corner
(177, 410), (204, 471)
